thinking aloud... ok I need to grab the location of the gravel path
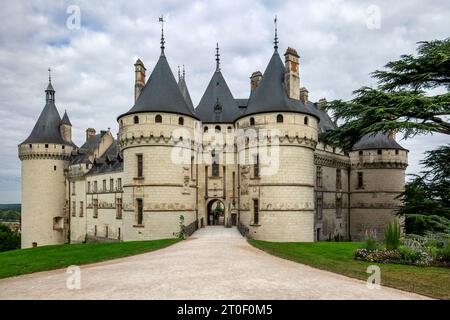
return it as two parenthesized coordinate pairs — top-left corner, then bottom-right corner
(0, 226), (429, 299)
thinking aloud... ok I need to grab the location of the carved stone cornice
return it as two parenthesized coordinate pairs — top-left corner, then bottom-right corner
(314, 154), (350, 169)
(350, 161), (408, 169)
(19, 152), (71, 161)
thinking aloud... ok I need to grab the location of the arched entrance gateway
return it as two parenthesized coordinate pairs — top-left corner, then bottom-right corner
(206, 199), (225, 226)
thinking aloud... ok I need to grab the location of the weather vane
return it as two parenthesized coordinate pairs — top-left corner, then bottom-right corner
(274, 15), (279, 51)
(159, 15), (165, 52)
(48, 67), (52, 83)
(215, 43), (220, 71)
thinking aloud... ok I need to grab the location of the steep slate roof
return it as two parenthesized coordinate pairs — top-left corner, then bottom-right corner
(195, 70), (241, 123)
(309, 102), (336, 132)
(61, 110), (72, 126)
(352, 132), (407, 151)
(21, 85), (68, 145)
(87, 140), (123, 175)
(70, 132), (107, 164)
(118, 53), (198, 119)
(239, 51), (318, 120)
(178, 77), (195, 114)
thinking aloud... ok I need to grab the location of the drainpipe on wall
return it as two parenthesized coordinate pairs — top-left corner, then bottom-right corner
(347, 167), (351, 241)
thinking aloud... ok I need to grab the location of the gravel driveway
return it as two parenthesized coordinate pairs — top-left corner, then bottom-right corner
(0, 226), (428, 299)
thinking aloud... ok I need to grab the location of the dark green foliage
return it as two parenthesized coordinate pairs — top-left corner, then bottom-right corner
(320, 38), (450, 151)
(0, 208), (21, 222)
(405, 214), (450, 235)
(0, 223), (20, 252)
(384, 220), (402, 250)
(397, 145), (450, 234)
(362, 236), (378, 251)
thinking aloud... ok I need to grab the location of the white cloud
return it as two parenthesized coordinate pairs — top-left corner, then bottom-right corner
(0, 0), (449, 202)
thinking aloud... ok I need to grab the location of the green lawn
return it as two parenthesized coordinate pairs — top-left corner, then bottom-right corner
(0, 238), (180, 279)
(249, 240), (450, 300)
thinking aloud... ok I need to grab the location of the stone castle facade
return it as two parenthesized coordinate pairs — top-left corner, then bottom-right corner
(18, 32), (408, 248)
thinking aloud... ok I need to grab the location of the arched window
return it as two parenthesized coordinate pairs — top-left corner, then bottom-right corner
(227, 126), (232, 133)
(304, 116), (309, 125)
(250, 117), (255, 126)
(212, 150), (219, 177)
(134, 116), (139, 124)
(155, 114), (162, 123)
(178, 117), (184, 125)
(204, 126), (209, 133)
(358, 151), (363, 156)
(215, 125), (221, 133)
(276, 114), (283, 123)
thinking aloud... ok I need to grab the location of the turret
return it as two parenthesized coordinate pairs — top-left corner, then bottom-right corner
(117, 20), (199, 241)
(19, 72), (76, 248)
(234, 19), (319, 242)
(60, 110), (73, 143)
(349, 133), (408, 240)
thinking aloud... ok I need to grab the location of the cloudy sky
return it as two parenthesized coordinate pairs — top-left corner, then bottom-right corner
(0, 0), (449, 203)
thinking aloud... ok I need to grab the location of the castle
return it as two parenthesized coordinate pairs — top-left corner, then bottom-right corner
(18, 24), (408, 248)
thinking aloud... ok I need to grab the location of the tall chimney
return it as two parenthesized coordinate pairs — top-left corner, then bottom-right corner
(86, 128), (96, 142)
(318, 98), (327, 110)
(134, 58), (146, 102)
(284, 47), (300, 100)
(250, 71), (262, 92)
(300, 87), (309, 104)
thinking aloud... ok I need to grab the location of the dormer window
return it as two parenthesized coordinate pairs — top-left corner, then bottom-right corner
(133, 116), (139, 124)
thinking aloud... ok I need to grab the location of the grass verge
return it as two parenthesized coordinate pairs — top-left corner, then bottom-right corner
(0, 238), (180, 279)
(249, 240), (450, 300)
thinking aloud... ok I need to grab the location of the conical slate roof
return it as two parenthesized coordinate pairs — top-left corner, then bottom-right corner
(119, 54), (198, 119)
(196, 70), (240, 123)
(239, 51), (318, 120)
(352, 132), (406, 151)
(61, 110), (72, 125)
(178, 77), (195, 114)
(21, 101), (66, 145)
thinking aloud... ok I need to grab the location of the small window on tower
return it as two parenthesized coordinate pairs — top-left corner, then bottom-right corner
(134, 116), (139, 124)
(395, 150), (399, 155)
(45, 144), (49, 148)
(54, 165), (57, 171)
(155, 115), (162, 123)
(227, 126), (232, 133)
(378, 149), (382, 155)
(250, 117), (255, 126)
(304, 116), (309, 125)
(29, 144), (32, 148)
(62, 145), (65, 150)
(276, 114), (283, 123)
(178, 117), (184, 125)
(204, 126), (209, 133)
(359, 150), (363, 156)
(215, 125), (221, 133)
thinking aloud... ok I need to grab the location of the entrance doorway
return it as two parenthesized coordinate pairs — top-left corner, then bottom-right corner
(207, 199), (225, 226)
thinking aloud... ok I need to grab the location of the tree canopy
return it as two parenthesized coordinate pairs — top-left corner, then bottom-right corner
(320, 38), (450, 152)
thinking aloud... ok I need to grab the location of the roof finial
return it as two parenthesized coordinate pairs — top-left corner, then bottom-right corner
(215, 42), (220, 72)
(183, 65), (185, 79)
(178, 65), (181, 81)
(48, 67), (52, 83)
(274, 15), (279, 52)
(159, 15), (165, 54)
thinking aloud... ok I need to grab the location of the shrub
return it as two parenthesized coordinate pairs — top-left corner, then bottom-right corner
(362, 236), (378, 251)
(0, 223), (20, 252)
(333, 233), (344, 242)
(384, 220), (401, 250)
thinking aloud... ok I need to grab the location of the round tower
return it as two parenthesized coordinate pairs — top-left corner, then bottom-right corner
(117, 33), (200, 241)
(235, 42), (319, 242)
(349, 132), (408, 240)
(19, 75), (75, 248)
